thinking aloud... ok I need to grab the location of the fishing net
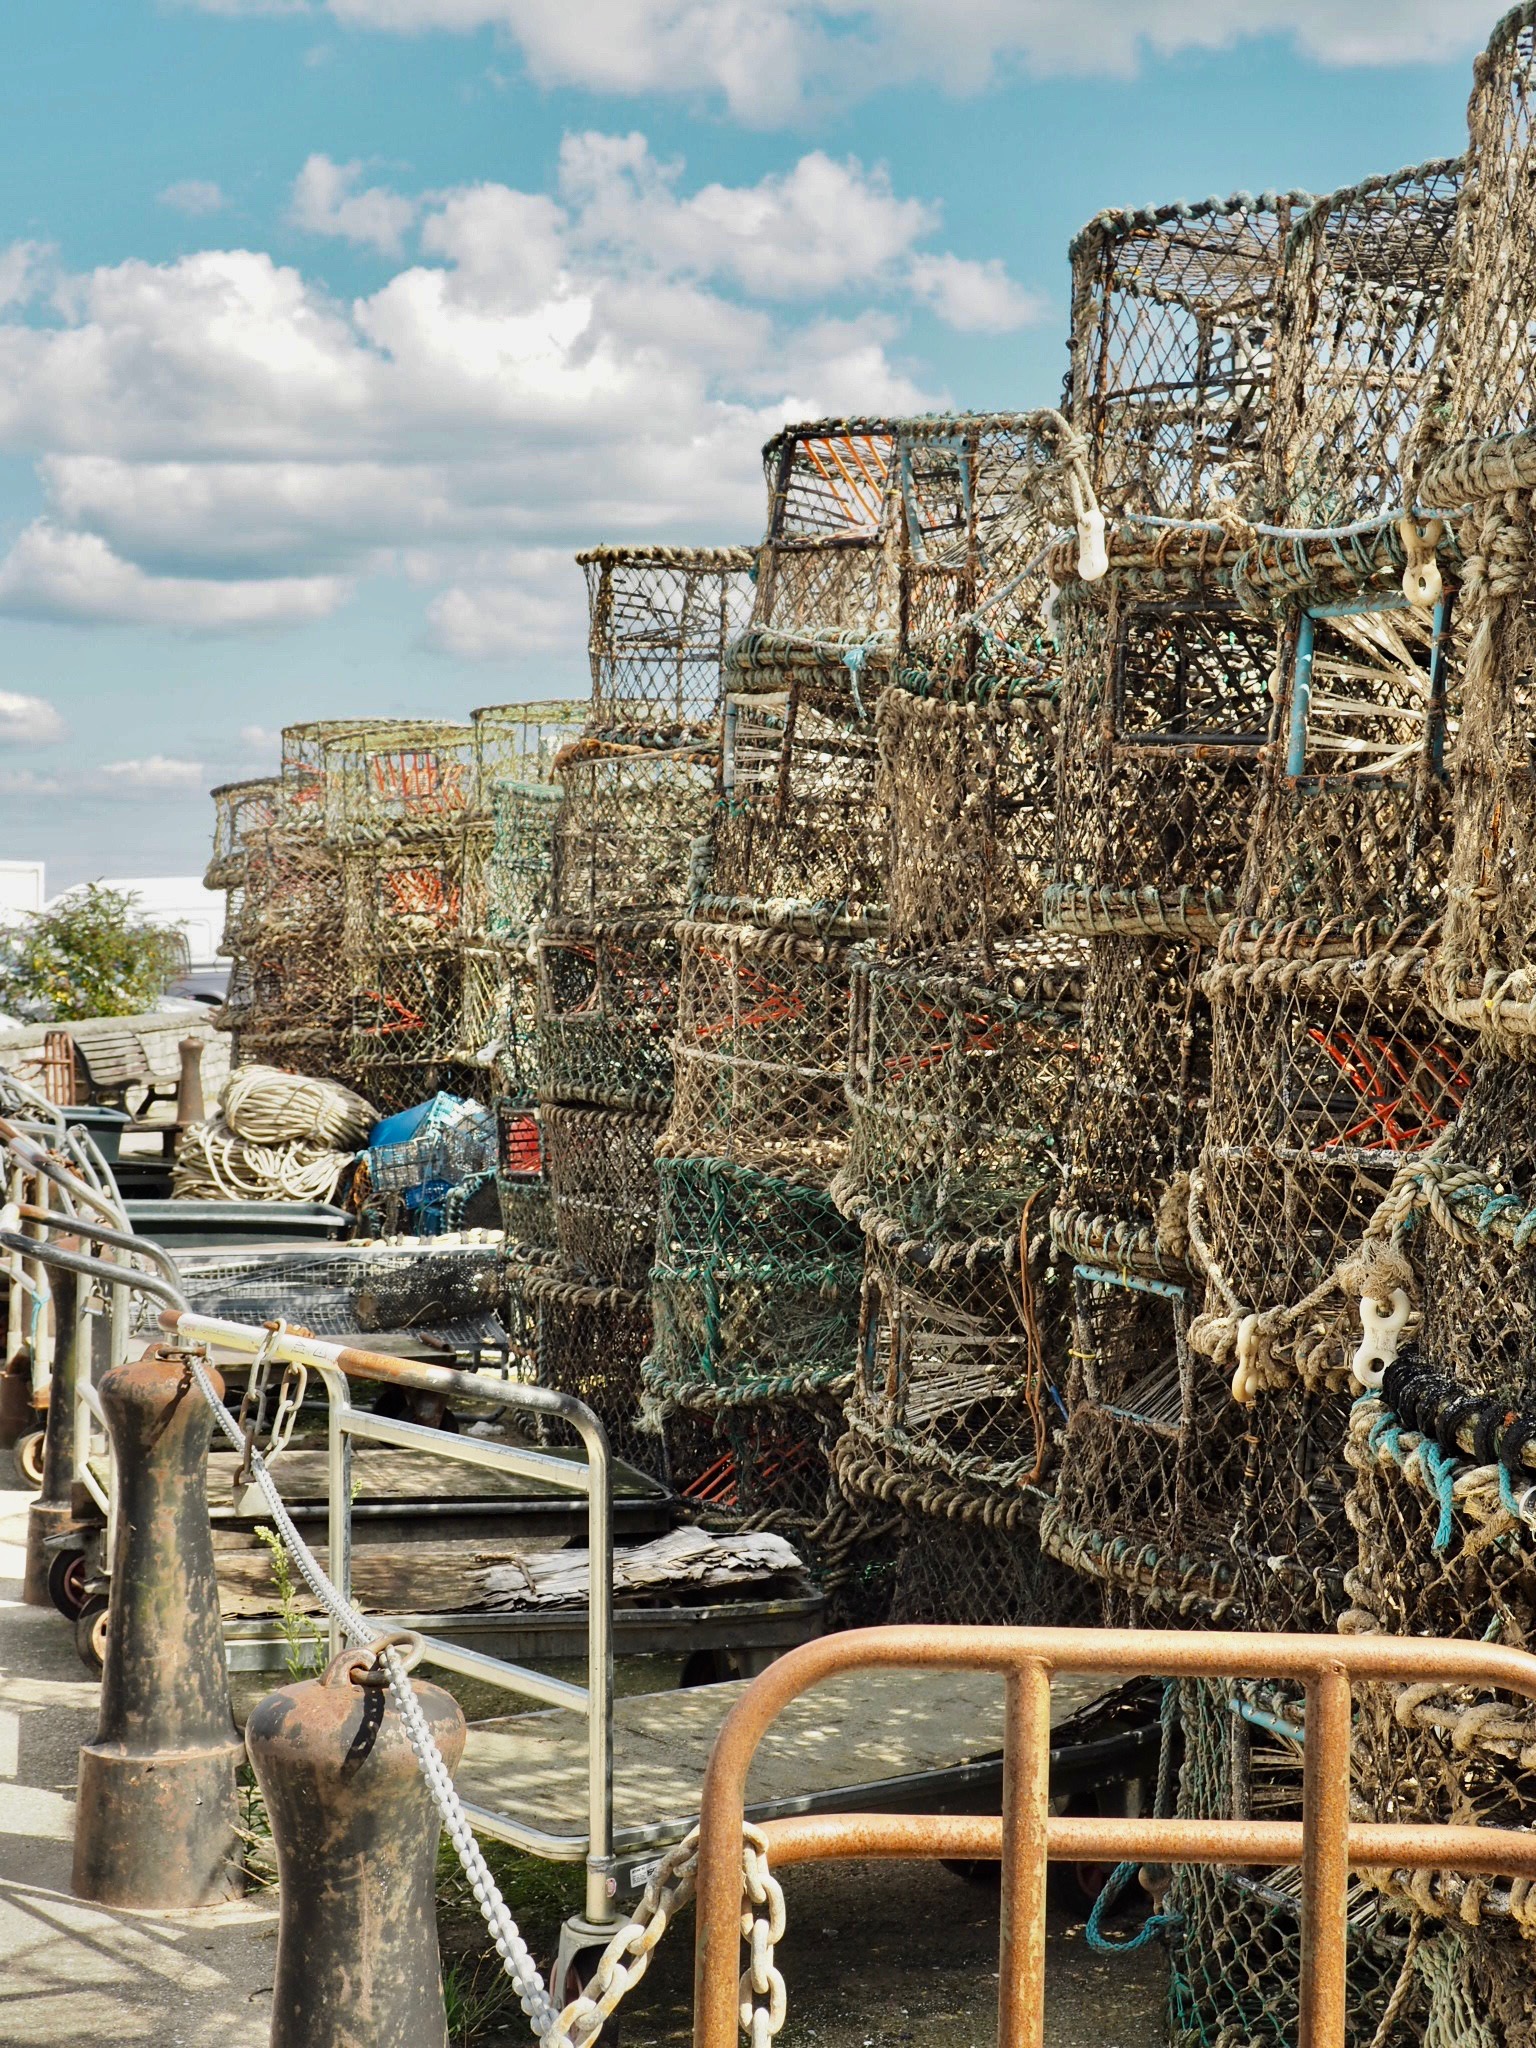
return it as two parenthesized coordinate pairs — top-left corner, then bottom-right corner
(1234, 592), (1461, 929)
(834, 938), (1084, 1248)
(1041, 1263), (1245, 1622)
(1417, 1927), (1536, 2048)
(485, 781), (562, 944)
(469, 700), (586, 787)
(324, 723), (481, 845)
(834, 1227), (1064, 1531)
(1167, 1675), (1423, 2048)
(349, 950), (476, 1068)
(495, 1099), (554, 1248)
(1068, 190), (1311, 521)
(541, 1101), (665, 1289)
(503, 1245), (662, 1479)
(645, 1155), (864, 1413)
(205, 776), (281, 890)
(1265, 160), (1463, 527)
(667, 904), (861, 1183)
(576, 546), (757, 741)
(534, 916), (679, 1112)
(1052, 580), (1274, 911)
(548, 737), (719, 922)
(878, 679), (1058, 956)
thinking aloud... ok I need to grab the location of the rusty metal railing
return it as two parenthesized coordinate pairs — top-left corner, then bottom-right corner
(692, 1626), (1536, 2048)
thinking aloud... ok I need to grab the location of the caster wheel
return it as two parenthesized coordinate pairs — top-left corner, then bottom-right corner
(75, 1597), (109, 1677)
(47, 1547), (89, 1621)
(15, 1429), (45, 1489)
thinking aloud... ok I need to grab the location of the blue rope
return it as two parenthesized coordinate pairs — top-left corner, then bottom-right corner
(1084, 1683), (1183, 1955)
(1417, 1439), (1458, 1553)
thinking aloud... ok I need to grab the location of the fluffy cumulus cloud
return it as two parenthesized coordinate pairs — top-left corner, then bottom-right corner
(181, 1), (1486, 118)
(0, 133), (1031, 658)
(0, 691), (67, 745)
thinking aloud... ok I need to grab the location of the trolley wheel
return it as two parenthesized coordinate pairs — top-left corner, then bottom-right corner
(75, 1597), (109, 1677)
(47, 1547), (89, 1621)
(551, 1946), (622, 2047)
(15, 1429), (45, 1489)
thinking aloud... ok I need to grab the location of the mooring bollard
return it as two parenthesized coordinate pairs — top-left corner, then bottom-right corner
(22, 1258), (80, 1605)
(246, 1640), (467, 2048)
(73, 1343), (245, 1907)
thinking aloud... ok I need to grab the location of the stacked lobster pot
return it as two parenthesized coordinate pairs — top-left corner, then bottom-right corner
(641, 427), (900, 1585)
(1040, 192), (1304, 1628)
(1166, 159), (1471, 2048)
(1333, 15), (1536, 2033)
(503, 549), (755, 1477)
(828, 412), (1103, 1626)
(205, 773), (280, 1048)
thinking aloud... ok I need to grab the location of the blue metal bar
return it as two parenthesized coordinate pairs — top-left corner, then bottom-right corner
(1288, 612), (1317, 776)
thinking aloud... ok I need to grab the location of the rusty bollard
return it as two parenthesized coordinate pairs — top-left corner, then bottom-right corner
(23, 1260), (81, 1604)
(246, 1643), (467, 2048)
(73, 1344), (245, 1906)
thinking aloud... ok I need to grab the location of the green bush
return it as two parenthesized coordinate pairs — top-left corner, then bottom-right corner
(0, 884), (185, 1021)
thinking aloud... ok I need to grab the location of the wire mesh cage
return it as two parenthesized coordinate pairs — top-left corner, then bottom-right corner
(1167, 1677), (1423, 2048)
(548, 737), (719, 921)
(471, 699), (586, 786)
(503, 1246), (662, 1479)
(1235, 589), (1461, 929)
(576, 546), (758, 739)
(1069, 190), (1312, 521)
(834, 939), (1085, 1249)
(1041, 1265), (1246, 1621)
(1051, 581), (1275, 916)
(645, 1155), (864, 1415)
(1265, 160), (1463, 526)
(349, 950), (472, 1067)
(834, 1227), (1065, 1531)
(325, 722), (482, 845)
(878, 680), (1058, 956)
(534, 916), (680, 1112)
(667, 905), (861, 1184)
(205, 776), (282, 890)
(542, 1100), (665, 1288)
(486, 781), (562, 944)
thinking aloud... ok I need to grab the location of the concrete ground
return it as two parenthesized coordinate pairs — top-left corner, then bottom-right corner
(0, 1448), (278, 2048)
(0, 1441), (1168, 2047)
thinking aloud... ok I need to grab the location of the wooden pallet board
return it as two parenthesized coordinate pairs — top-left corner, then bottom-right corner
(203, 1442), (667, 1510)
(459, 1667), (1111, 1851)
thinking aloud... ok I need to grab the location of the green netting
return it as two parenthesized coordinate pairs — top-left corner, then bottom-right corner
(1417, 1927), (1536, 2048)
(534, 916), (679, 1112)
(644, 1156), (863, 1412)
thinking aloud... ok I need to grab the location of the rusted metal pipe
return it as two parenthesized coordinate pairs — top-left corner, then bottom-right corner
(692, 1626), (1536, 2048)
(72, 1344), (244, 1907)
(997, 1664), (1051, 2048)
(22, 1254), (79, 1604)
(246, 1643), (467, 2048)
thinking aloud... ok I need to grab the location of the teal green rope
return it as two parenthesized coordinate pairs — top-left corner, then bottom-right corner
(1085, 1683), (1183, 1955)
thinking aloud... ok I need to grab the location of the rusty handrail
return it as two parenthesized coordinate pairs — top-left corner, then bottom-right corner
(692, 1626), (1536, 2048)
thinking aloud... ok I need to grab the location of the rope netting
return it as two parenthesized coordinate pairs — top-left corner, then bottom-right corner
(542, 1101), (666, 1289)
(548, 738), (719, 923)
(1167, 1676), (1423, 2047)
(502, 1245), (663, 1480)
(1068, 190), (1312, 520)
(1418, 1926), (1536, 2047)
(576, 546), (757, 740)
(534, 916), (679, 1115)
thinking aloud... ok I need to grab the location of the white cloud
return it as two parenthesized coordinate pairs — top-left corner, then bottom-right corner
(160, 179), (227, 217)
(179, 1), (1489, 118)
(0, 524), (348, 630)
(239, 724), (284, 753)
(423, 544), (588, 657)
(0, 241), (50, 311)
(95, 756), (208, 793)
(0, 767), (64, 797)
(0, 691), (67, 745)
(907, 252), (1047, 335)
(290, 154), (418, 255)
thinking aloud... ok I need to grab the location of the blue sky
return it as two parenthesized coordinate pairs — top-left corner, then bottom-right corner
(0, 0), (1503, 886)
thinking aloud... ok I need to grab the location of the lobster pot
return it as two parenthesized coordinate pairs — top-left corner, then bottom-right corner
(249, 948), (350, 1037)
(349, 951), (469, 1068)
(494, 1099), (553, 1249)
(535, 918), (679, 1113)
(486, 782), (561, 944)
(887, 1505), (1096, 1629)
(205, 776), (281, 890)
(1265, 160), (1462, 526)
(549, 741), (718, 921)
(542, 1101), (664, 1288)
(232, 1027), (355, 1092)
(281, 718), (427, 824)
(879, 683), (1057, 954)
(1068, 191), (1306, 520)
(1168, 1677), (1421, 2048)
(1343, 1387), (1536, 1934)
(351, 1060), (484, 1117)
(1425, 14), (1536, 448)
(1418, 1928), (1536, 2048)
(577, 547), (757, 739)
(471, 700), (585, 789)
(668, 910), (858, 1183)
(755, 420), (900, 638)
(490, 957), (541, 1107)
(1041, 1258), (1245, 1622)
(668, 1400), (846, 1548)
(714, 686), (884, 911)
(1196, 924), (1474, 1394)
(1054, 582), (1273, 909)
(1236, 589), (1461, 928)
(836, 941), (1083, 1247)
(325, 724), (480, 846)
(242, 827), (344, 946)
(645, 1156), (863, 1415)
(835, 1228), (1065, 1531)
(341, 835), (485, 954)
(504, 1249), (661, 1480)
